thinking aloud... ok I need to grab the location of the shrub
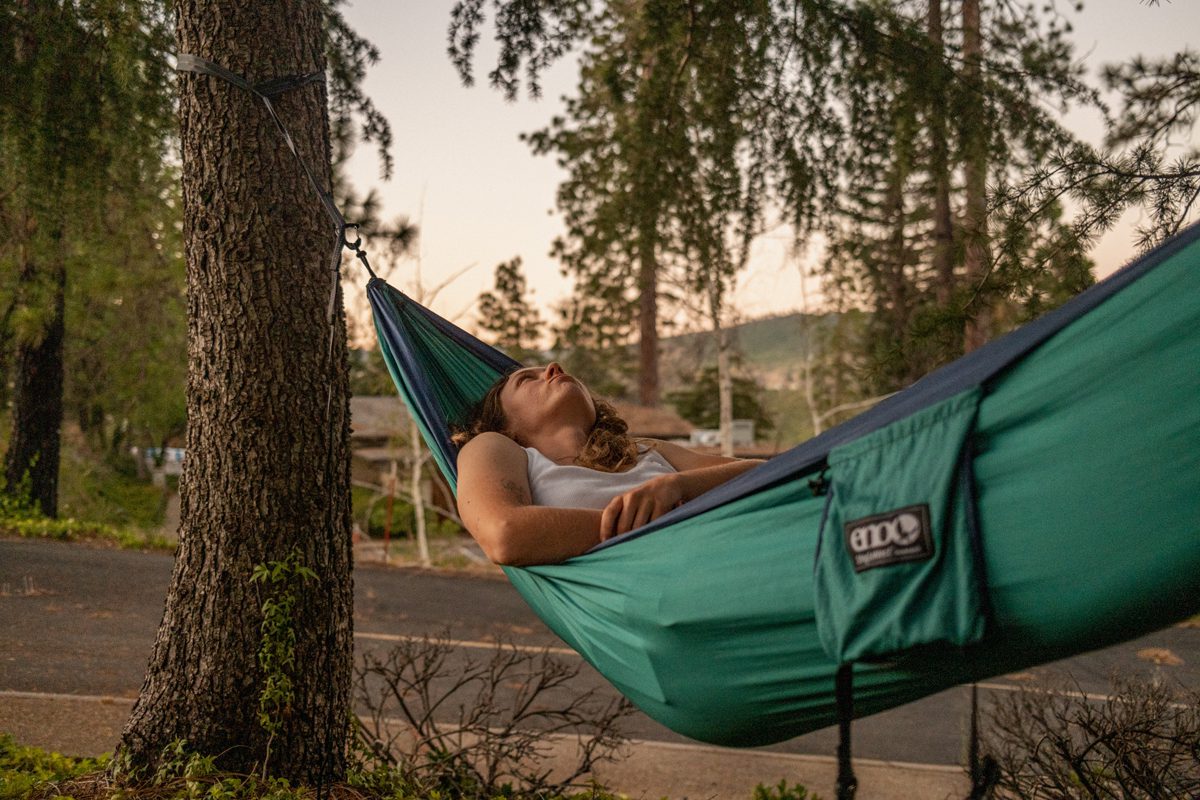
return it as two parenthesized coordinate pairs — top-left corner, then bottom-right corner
(351, 632), (634, 800)
(752, 778), (821, 800)
(981, 671), (1200, 798)
(0, 514), (173, 551)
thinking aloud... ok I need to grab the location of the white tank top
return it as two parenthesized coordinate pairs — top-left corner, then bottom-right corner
(524, 445), (678, 510)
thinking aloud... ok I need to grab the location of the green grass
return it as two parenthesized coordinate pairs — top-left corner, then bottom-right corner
(56, 446), (167, 531)
(0, 411), (170, 548)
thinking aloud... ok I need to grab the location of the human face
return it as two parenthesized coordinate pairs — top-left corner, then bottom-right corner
(498, 362), (596, 441)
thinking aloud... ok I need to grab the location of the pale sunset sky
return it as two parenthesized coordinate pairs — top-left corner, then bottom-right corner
(338, 0), (1200, 341)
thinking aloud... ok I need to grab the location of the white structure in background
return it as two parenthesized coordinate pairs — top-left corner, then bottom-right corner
(133, 446), (185, 487)
(690, 420), (755, 448)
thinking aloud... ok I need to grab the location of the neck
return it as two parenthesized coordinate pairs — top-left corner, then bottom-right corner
(524, 424), (590, 465)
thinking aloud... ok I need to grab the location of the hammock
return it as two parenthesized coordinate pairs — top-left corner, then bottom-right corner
(369, 222), (1200, 749)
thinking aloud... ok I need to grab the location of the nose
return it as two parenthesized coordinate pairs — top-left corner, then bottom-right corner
(545, 362), (564, 380)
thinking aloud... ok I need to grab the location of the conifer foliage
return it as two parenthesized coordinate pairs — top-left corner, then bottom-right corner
(0, 0), (179, 515)
(450, 1), (1196, 401)
(477, 256), (544, 363)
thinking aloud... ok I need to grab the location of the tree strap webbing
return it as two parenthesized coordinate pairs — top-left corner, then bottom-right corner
(835, 663), (858, 800)
(173, 52), (380, 417)
(174, 53), (378, 341)
(967, 682), (1000, 798)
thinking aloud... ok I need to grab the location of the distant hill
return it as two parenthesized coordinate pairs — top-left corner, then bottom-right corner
(659, 311), (839, 392)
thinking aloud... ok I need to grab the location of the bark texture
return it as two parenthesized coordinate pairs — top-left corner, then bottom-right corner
(637, 233), (659, 407)
(961, 0), (992, 352)
(114, 0), (354, 784)
(927, 0), (955, 306)
(3, 256), (65, 517)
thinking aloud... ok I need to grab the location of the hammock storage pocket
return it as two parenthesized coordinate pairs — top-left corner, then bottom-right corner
(813, 386), (990, 664)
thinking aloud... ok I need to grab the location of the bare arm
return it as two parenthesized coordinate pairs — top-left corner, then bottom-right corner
(647, 438), (765, 496)
(456, 432), (602, 566)
(599, 440), (765, 540)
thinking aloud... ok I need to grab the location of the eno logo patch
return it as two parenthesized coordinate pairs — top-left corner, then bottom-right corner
(843, 504), (934, 573)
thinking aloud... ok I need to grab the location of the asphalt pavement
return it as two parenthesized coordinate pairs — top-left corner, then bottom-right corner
(2, 536), (1196, 799)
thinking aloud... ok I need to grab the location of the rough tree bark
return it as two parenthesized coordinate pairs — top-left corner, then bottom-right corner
(3, 253), (65, 517)
(927, 0), (955, 306)
(113, 0), (354, 784)
(961, 0), (992, 352)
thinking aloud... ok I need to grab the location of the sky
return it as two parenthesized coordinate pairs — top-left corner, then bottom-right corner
(339, 0), (1200, 340)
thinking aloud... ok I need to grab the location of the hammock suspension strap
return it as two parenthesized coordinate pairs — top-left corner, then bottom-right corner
(835, 663), (858, 800)
(967, 683), (1000, 798)
(174, 53), (379, 338)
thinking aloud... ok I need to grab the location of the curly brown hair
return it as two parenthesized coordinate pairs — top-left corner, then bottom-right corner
(451, 371), (641, 473)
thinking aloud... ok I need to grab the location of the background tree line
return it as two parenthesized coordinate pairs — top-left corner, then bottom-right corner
(460, 0), (1198, 438)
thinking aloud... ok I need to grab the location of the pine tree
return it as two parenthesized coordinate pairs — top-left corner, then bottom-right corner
(447, 0), (1172, 401)
(815, 0), (1097, 392)
(994, 48), (1200, 261)
(477, 256), (544, 363)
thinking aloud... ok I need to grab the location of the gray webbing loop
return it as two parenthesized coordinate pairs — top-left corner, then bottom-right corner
(174, 51), (381, 422)
(176, 53), (341, 227)
(174, 52), (378, 281)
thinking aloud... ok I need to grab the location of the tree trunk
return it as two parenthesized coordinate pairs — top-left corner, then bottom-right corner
(706, 276), (734, 457)
(409, 417), (430, 568)
(634, 42), (661, 408)
(962, 0), (992, 352)
(927, 0), (954, 305)
(3, 0), (66, 518)
(3, 254), (65, 517)
(0, 299), (15, 413)
(114, 0), (353, 785)
(877, 160), (912, 388)
(637, 227), (660, 407)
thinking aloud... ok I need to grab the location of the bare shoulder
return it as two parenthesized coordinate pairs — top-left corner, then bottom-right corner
(456, 433), (534, 550)
(459, 431), (526, 464)
(456, 432), (531, 503)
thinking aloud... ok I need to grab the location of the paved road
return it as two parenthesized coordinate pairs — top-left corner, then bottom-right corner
(2, 536), (1197, 768)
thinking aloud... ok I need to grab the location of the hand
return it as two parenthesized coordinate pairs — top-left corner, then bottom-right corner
(600, 474), (688, 541)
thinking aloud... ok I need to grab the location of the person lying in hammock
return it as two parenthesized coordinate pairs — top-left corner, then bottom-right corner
(452, 362), (764, 566)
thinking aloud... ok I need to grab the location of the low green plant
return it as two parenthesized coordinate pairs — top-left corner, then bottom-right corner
(0, 514), (173, 551)
(57, 444), (166, 530)
(0, 732), (108, 800)
(0, 459), (39, 521)
(105, 737), (316, 800)
(752, 779), (821, 800)
(250, 548), (317, 780)
(0, 447), (171, 552)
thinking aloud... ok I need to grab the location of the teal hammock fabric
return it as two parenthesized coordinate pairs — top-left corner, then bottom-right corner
(366, 222), (1200, 748)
